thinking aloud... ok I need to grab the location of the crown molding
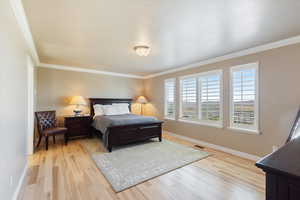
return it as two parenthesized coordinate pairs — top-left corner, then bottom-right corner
(39, 33), (300, 80)
(144, 35), (300, 79)
(10, 0), (40, 65)
(39, 63), (145, 79)
(9, 0), (300, 79)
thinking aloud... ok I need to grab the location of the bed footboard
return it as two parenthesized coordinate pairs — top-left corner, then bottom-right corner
(107, 122), (162, 152)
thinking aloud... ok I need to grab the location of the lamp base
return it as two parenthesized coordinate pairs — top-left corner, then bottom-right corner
(140, 104), (144, 115)
(73, 109), (82, 116)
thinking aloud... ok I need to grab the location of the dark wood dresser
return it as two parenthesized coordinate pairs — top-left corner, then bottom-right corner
(256, 137), (300, 200)
(64, 115), (92, 140)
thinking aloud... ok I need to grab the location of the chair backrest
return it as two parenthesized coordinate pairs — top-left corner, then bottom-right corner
(35, 111), (57, 134)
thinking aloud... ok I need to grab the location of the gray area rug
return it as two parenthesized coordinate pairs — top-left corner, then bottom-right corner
(85, 139), (210, 192)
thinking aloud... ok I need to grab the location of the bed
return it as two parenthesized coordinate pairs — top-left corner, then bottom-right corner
(89, 98), (163, 152)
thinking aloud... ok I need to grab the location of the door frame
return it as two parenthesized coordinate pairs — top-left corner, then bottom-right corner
(27, 55), (35, 155)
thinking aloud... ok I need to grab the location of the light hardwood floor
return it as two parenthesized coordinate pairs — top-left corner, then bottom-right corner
(19, 133), (265, 200)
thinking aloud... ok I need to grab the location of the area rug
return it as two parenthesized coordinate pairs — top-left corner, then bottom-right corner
(84, 139), (210, 192)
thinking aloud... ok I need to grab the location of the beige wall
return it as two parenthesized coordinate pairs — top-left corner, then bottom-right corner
(144, 43), (300, 157)
(36, 68), (144, 117)
(0, 1), (29, 199)
(36, 43), (300, 157)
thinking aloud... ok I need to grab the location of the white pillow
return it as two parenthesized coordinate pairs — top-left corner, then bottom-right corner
(93, 104), (104, 116)
(102, 105), (120, 115)
(112, 103), (130, 114)
(112, 103), (129, 106)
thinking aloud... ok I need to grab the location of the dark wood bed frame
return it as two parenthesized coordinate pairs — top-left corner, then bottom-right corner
(89, 98), (163, 152)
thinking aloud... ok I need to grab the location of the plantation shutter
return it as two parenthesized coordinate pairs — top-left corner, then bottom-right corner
(181, 77), (197, 120)
(231, 67), (257, 128)
(199, 74), (221, 122)
(164, 79), (176, 119)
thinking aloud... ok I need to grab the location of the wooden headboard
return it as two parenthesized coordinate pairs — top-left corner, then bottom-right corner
(89, 98), (132, 116)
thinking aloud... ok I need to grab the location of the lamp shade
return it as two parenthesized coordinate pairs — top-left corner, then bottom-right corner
(69, 96), (87, 105)
(136, 96), (148, 104)
(134, 45), (150, 56)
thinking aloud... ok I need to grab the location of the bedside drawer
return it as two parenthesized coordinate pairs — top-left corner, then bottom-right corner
(66, 123), (90, 132)
(65, 117), (91, 124)
(64, 116), (92, 139)
(67, 128), (90, 137)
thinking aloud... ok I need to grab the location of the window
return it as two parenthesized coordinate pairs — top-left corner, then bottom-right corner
(180, 77), (198, 120)
(230, 63), (259, 132)
(164, 78), (176, 119)
(179, 70), (223, 127)
(199, 73), (222, 123)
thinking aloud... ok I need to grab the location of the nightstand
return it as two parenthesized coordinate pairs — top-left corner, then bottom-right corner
(64, 115), (92, 140)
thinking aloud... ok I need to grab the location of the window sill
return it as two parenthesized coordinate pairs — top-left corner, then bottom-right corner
(178, 119), (223, 128)
(164, 117), (176, 121)
(227, 127), (261, 135)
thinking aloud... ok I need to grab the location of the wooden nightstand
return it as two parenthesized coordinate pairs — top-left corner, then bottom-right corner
(64, 115), (92, 140)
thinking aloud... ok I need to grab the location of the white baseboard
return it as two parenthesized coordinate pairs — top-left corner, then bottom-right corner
(164, 131), (261, 161)
(12, 161), (28, 200)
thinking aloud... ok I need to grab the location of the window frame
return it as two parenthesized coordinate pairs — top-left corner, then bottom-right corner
(179, 70), (223, 128)
(164, 78), (176, 120)
(229, 62), (260, 134)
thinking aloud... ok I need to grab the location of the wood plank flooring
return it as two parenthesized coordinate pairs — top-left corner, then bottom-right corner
(18, 133), (265, 200)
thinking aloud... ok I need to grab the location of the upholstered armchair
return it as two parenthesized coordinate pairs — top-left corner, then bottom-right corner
(35, 111), (68, 150)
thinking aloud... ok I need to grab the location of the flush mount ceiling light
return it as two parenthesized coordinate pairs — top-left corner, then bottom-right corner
(134, 45), (150, 56)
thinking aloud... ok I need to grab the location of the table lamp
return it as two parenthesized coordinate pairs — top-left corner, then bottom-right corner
(136, 96), (148, 115)
(70, 96), (87, 116)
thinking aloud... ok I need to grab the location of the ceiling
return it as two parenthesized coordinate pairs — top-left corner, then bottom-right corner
(23, 0), (300, 76)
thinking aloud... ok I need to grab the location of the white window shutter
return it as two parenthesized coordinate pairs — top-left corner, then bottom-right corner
(180, 77), (198, 120)
(199, 74), (221, 122)
(230, 63), (259, 132)
(164, 78), (176, 119)
(179, 70), (223, 127)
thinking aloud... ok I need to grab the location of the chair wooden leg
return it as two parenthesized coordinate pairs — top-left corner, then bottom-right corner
(64, 134), (68, 145)
(36, 135), (42, 148)
(45, 136), (49, 151)
(53, 135), (56, 144)
(108, 144), (112, 152)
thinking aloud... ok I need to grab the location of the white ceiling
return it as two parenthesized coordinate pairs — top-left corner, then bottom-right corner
(23, 0), (300, 76)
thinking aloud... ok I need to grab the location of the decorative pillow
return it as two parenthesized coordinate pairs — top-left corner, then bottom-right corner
(93, 104), (104, 116)
(112, 103), (130, 114)
(102, 105), (120, 115)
